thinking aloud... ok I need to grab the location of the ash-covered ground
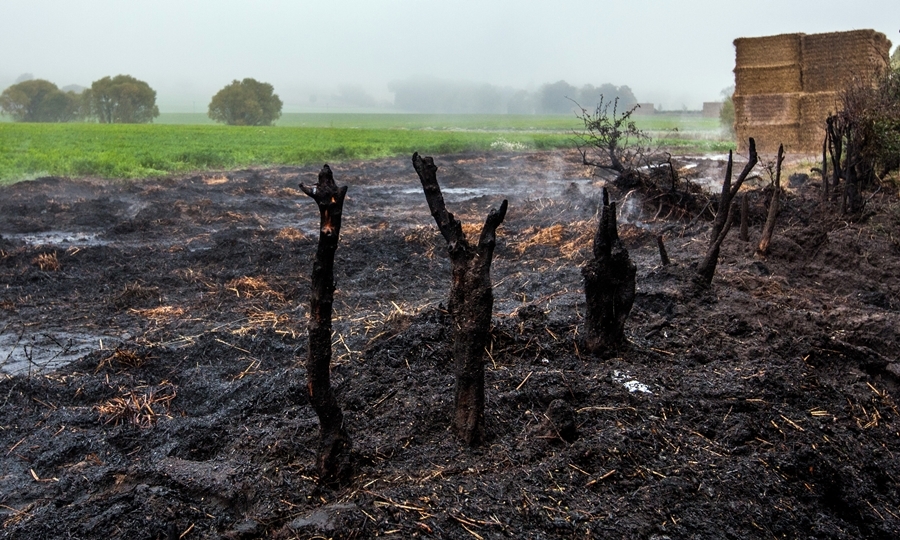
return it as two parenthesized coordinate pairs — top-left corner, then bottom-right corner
(1, 150), (899, 539)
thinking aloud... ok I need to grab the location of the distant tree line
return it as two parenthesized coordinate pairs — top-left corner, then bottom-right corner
(2, 73), (638, 122)
(389, 77), (638, 115)
(0, 75), (284, 126)
(0, 74), (159, 123)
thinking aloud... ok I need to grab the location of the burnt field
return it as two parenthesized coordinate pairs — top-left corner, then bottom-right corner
(1, 149), (900, 539)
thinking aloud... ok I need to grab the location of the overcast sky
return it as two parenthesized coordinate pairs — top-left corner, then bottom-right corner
(2, 0), (897, 112)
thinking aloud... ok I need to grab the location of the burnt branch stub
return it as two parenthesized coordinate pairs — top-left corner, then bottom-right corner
(757, 144), (785, 257)
(300, 164), (352, 483)
(411, 152), (508, 447)
(695, 138), (759, 286)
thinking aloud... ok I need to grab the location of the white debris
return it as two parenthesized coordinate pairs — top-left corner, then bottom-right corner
(612, 370), (652, 394)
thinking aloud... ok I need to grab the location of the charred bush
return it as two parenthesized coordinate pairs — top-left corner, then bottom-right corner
(826, 67), (900, 214)
(575, 97), (709, 221)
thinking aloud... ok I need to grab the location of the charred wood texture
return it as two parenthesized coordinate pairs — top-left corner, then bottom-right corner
(757, 144), (784, 257)
(695, 138), (759, 286)
(582, 188), (636, 354)
(821, 133), (830, 203)
(412, 152), (508, 446)
(300, 164), (352, 482)
(739, 194), (750, 242)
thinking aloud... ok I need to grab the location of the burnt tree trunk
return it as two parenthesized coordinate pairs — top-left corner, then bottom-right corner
(300, 164), (352, 483)
(757, 144), (784, 257)
(582, 188), (636, 354)
(412, 153), (508, 446)
(695, 138), (759, 286)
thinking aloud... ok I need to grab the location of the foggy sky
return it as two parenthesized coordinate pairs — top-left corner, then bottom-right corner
(2, 0), (898, 112)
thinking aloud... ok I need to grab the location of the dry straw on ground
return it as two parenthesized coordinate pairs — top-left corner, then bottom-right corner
(95, 384), (176, 427)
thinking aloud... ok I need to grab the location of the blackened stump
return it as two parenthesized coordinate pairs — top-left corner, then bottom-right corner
(411, 153), (507, 446)
(300, 164), (352, 483)
(582, 188), (636, 354)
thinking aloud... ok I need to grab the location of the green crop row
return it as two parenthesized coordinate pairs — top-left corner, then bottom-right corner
(0, 114), (733, 184)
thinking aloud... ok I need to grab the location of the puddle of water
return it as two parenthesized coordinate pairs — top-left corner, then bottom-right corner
(0, 330), (119, 376)
(6, 231), (108, 247)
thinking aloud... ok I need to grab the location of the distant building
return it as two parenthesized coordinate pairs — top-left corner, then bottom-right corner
(632, 103), (656, 115)
(702, 102), (723, 118)
(733, 29), (892, 154)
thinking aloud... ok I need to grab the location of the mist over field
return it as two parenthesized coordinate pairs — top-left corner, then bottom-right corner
(0, 0), (897, 113)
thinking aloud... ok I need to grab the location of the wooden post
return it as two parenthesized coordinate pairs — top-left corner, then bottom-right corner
(300, 164), (352, 483)
(412, 153), (508, 446)
(582, 187), (636, 354)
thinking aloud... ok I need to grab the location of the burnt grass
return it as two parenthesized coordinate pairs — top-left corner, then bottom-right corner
(1, 150), (900, 539)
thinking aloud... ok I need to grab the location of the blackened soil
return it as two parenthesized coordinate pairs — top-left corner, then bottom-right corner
(1, 150), (900, 539)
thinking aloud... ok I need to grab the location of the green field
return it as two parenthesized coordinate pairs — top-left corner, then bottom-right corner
(0, 114), (733, 184)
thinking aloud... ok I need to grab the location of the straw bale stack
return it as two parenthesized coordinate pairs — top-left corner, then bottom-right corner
(733, 29), (891, 154)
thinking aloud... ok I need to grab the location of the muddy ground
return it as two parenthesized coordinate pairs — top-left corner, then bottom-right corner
(1, 149), (899, 539)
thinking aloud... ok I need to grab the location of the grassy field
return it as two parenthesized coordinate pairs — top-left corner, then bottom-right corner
(0, 114), (733, 184)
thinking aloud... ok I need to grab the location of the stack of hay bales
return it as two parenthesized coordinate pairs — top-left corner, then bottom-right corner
(733, 30), (891, 154)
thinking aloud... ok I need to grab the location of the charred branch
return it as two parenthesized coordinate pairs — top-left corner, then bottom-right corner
(300, 164), (352, 483)
(695, 139), (759, 286)
(582, 188), (636, 354)
(411, 152), (508, 447)
(656, 235), (670, 266)
(739, 194), (750, 242)
(757, 144), (784, 257)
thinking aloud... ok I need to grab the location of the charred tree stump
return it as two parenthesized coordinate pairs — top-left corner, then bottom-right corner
(300, 164), (352, 483)
(582, 188), (636, 354)
(695, 138), (759, 286)
(411, 153), (508, 446)
(757, 144), (784, 257)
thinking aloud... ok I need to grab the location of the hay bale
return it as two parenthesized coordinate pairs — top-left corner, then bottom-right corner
(737, 122), (801, 154)
(734, 94), (801, 125)
(734, 65), (802, 95)
(801, 30), (891, 93)
(734, 33), (802, 67)
(798, 91), (840, 150)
